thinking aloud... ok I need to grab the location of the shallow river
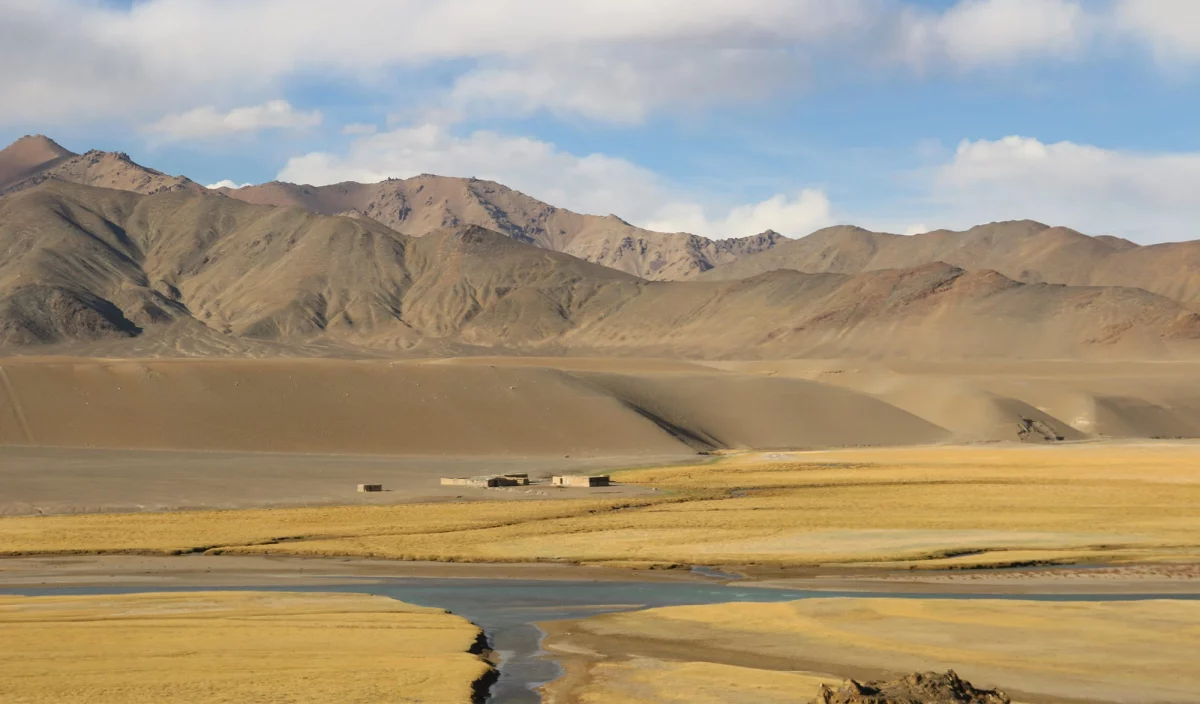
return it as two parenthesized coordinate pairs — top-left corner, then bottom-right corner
(5, 578), (1199, 703)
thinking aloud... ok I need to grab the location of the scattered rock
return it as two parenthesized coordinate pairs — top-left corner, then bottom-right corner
(815, 670), (1011, 704)
(1016, 417), (1064, 443)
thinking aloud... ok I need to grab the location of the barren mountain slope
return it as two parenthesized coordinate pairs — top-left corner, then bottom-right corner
(700, 221), (1200, 304)
(218, 175), (783, 279)
(565, 263), (1200, 359)
(0, 137), (778, 281)
(0, 135), (202, 197)
(2, 181), (1198, 360)
(0, 135), (75, 191)
(0, 181), (640, 351)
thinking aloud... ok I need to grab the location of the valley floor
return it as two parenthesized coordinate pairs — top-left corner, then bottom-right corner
(3, 358), (1200, 703)
(4, 443), (1199, 569)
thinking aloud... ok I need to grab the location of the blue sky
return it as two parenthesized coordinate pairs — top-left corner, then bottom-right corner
(3, 0), (1200, 241)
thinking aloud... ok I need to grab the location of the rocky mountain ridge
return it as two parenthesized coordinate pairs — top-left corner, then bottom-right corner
(1, 180), (1196, 360)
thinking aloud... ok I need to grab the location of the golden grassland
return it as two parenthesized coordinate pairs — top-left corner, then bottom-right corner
(3, 444), (1200, 568)
(541, 597), (1200, 704)
(545, 657), (841, 704)
(0, 591), (491, 703)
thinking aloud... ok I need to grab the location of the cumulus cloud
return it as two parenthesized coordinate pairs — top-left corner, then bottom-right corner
(449, 47), (807, 125)
(145, 100), (322, 140)
(278, 123), (834, 239)
(927, 135), (1200, 241)
(0, 0), (1168, 127)
(902, 0), (1089, 67)
(0, 0), (866, 125)
(205, 180), (251, 190)
(1112, 0), (1200, 61)
(644, 192), (833, 239)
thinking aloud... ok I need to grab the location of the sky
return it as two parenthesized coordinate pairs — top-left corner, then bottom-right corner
(3, 0), (1200, 242)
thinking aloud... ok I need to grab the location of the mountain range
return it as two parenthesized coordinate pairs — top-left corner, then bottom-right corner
(698, 222), (1200, 304)
(1, 177), (1197, 359)
(0, 135), (777, 280)
(0, 134), (1198, 360)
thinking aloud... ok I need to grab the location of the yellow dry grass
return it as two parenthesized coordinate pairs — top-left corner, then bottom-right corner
(553, 658), (840, 704)
(0, 498), (634, 556)
(3, 443), (1200, 568)
(0, 591), (490, 703)
(544, 597), (1200, 704)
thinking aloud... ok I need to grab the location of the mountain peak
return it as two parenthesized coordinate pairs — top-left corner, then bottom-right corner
(1, 141), (201, 197)
(0, 134), (78, 191)
(5, 134), (73, 155)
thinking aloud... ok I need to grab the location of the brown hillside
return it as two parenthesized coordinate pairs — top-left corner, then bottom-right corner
(0, 132), (784, 281)
(0, 135), (75, 191)
(2, 181), (1198, 360)
(0, 136), (203, 197)
(218, 175), (783, 279)
(11, 136), (1200, 307)
(567, 263), (1200, 359)
(700, 220), (1200, 304)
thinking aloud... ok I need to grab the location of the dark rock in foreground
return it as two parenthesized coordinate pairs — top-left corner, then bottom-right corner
(816, 670), (1011, 704)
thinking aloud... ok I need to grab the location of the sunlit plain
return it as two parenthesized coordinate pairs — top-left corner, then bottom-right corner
(3, 444), (1198, 569)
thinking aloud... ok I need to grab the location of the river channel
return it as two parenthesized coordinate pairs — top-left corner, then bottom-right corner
(5, 578), (1199, 703)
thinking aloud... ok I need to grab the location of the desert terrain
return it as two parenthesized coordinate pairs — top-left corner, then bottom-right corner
(3, 134), (1200, 702)
(3, 358), (1200, 703)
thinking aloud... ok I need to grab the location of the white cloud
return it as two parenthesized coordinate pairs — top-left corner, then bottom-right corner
(1112, 0), (1200, 61)
(644, 192), (833, 239)
(901, 0), (1089, 67)
(341, 123), (378, 135)
(145, 100), (322, 140)
(206, 180), (251, 190)
(927, 135), (1200, 241)
(0, 0), (1150, 127)
(450, 47), (807, 125)
(278, 123), (833, 239)
(0, 0), (869, 125)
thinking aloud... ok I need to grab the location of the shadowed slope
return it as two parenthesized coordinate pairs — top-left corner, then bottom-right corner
(0, 182), (420, 346)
